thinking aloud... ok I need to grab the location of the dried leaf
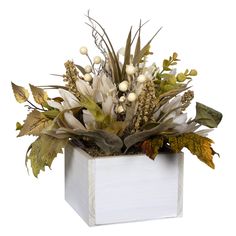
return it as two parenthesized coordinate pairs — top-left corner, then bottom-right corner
(124, 118), (173, 150)
(11, 82), (29, 103)
(104, 121), (128, 136)
(57, 128), (123, 154)
(133, 24), (141, 64)
(141, 137), (164, 160)
(18, 110), (53, 137)
(133, 27), (162, 65)
(195, 102), (223, 128)
(108, 49), (120, 84)
(168, 133), (217, 169)
(29, 84), (48, 105)
(122, 27), (132, 78)
(26, 135), (68, 177)
(75, 64), (86, 75)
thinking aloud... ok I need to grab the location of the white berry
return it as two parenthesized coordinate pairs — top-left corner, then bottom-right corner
(117, 105), (125, 113)
(84, 73), (93, 82)
(118, 81), (129, 92)
(126, 64), (136, 75)
(137, 74), (146, 83)
(80, 47), (88, 55)
(119, 96), (126, 103)
(127, 92), (137, 102)
(93, 56), (101, 64)
(84, 65), (92, 73)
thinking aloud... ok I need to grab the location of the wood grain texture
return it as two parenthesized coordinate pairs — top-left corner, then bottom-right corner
(65, 145), (184, 226)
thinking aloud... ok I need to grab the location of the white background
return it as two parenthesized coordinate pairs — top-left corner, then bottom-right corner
(0, 0), (235, 235)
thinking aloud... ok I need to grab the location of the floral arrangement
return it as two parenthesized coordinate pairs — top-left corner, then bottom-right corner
(12, 15), (222, 177)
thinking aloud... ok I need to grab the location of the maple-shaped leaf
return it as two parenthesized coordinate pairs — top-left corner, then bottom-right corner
(141, 137), (164, 160)
(26, 135), (68, 177)
(11, 82), (29, 103)
(168, 133), (218, 169)
(18, 110), (52, 137)
(29, 84), (48, 105)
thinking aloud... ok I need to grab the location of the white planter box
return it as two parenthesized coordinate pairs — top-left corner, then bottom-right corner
(65, 145), (184, 226)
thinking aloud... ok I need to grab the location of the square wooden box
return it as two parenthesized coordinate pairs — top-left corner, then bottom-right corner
(65, 145), (184, 226)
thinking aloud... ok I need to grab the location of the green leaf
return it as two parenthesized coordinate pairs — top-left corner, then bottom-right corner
(26, 135), (68, 177)
(80, 95), (111, 127)
(159, 73), (174, 79)
(163, 59), (169, 68)
(195, 102), (223, 128)
(43, 110), (60, 119)
(176, 73), (186, 82)
(189, 69), (198, 76)
(11, 82), (29, 103)
(172, 52), (178, 60)
(18, 110), (53, 137)
(16, 122), (23, 130)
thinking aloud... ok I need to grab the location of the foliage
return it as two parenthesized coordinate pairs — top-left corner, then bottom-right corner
(18, 110), (53, 137)
(141, 137), (164, 160)
(195, 102), (223, 128)
(168, 133), (217, 169)
(11, 82), (29, 103)
(12, 15), (223, 177)
(26, 135), (68, 177)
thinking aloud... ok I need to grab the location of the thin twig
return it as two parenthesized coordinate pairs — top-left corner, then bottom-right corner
(26, 100), (45, 111)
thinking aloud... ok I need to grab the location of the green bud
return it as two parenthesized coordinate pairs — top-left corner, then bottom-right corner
(189, 69), (198, 76)
(173, 52), (178, 60)
(177, 73), (186, 82)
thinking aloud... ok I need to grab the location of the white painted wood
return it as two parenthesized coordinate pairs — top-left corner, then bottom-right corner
(65, 145), (184, 226)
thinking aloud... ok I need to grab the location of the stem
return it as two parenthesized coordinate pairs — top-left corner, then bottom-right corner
(27, 100), (45, 111)
(86, 55), (95, 73)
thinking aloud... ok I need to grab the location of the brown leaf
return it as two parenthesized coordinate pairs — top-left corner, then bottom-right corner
(121, 27), (132, 78)
(11, 82), (29, 103)
(168, 133), (217, 169)
(141, 137), (164, 160)
(26, 135), (68, 177)
(29, 84), (48, 105)
(18, 110), (52, 137)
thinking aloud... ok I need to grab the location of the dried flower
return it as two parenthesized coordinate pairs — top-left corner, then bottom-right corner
(133, 80), (157, 131)
(118, 81), (129, 92)
(63, 60), (80, 98)
(119, 96), (126, 103)
(127, 92), (137, 102)
(116, 105), (125, 113)
(80, 46), (88, 55)
(84, 73), (93, 82)
(84, 65), (92, 73)
(126, 64), (136, 75)
(137, 74), (146, 83)
(94, 56), (101, 64)
(181, 90), (194, 110)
